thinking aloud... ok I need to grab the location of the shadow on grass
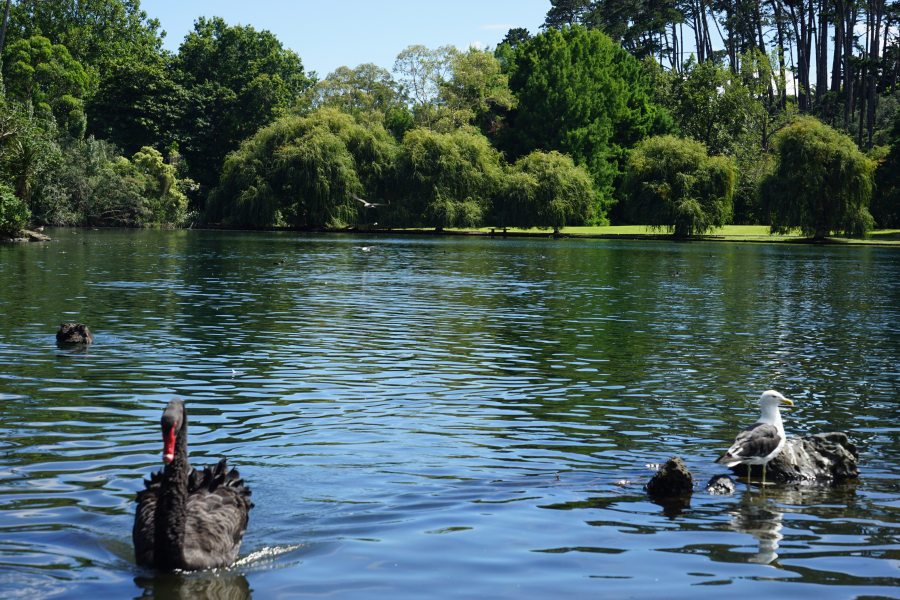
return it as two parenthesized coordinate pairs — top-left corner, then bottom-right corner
(868, 229), (900, 241)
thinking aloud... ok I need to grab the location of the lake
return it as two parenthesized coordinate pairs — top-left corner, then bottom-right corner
(1, 228), (898, 599)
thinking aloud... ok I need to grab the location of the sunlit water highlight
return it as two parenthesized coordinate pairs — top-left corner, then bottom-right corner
(0, 228), (898, 599)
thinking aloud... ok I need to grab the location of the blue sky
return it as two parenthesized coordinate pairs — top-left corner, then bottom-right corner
(140, 0), (549, 78)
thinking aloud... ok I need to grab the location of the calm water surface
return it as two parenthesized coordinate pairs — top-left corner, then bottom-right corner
(0, 229), (899, 599)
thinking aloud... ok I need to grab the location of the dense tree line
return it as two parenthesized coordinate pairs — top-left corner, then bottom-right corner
(0, 1), (313, 233)
(1, 0), (899, 238)
(540, 0), (900, 147)
(536, 0), (900, 234)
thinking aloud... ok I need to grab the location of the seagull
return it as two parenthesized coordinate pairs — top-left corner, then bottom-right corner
(351, 193), (388, 208)
(36, 226), (44, 233)
(715, 390), (795, 485)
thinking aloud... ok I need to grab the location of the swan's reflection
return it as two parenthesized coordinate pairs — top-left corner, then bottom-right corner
(727, 491), (783, 565)
(131, 544), (306, 599)
(134, 572), (252, 600)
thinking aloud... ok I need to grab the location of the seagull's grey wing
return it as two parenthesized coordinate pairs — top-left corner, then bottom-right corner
(716, 422), (781, 462)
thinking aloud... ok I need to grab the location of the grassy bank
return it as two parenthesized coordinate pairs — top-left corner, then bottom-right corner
(396, 224), (900, 245)
(210, 222), (900, 245)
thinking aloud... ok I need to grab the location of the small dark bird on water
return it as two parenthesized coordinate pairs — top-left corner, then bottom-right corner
(351, 193), (388, 208)
(273, 260), (285, 265)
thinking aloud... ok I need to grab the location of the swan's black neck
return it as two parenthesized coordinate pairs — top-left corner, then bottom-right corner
(154, 414), (189, 570)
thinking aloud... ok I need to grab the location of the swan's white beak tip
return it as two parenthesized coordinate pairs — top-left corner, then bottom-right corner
(163, 453), (174, 464)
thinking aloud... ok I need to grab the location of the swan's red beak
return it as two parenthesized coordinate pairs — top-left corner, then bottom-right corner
(163, 423), (177, 463)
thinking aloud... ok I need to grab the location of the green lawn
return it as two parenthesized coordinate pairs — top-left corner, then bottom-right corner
(386, 224), (900, 244)
(558, 225), (799, 237)
(452, 224), (798, 236)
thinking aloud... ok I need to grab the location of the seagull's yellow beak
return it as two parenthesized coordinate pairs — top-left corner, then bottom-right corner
(781, 398), (795, 408)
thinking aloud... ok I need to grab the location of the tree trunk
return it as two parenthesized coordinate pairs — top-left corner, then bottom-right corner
(770, 0), (789, 108)
(0, 0), (11, 57)
(843, 2), (857, 132)
(894, 29), (900, 92)
(786, 0), (812, 111)
(817, 0), (828, 100)
(867, 0), (884, 148)
(724, 3), (737, 70)
(702, 1), (714, 61)
(805, 0), (815, 109)
(879, 9), (891, 93)
(831, 0), (844, 92)
(692, 0), (704, 63)
(858, 51), (867, 148)
(756, 2), (766, 55)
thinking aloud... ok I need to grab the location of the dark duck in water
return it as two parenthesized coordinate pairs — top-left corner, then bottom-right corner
(133, 398), (253, 570)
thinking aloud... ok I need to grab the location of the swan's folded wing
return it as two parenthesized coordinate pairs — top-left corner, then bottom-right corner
(181, 459), (253, 570)
(133, 471), (163, 567)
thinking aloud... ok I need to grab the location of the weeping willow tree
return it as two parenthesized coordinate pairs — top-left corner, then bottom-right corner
(622, 135), (736, 236)
(395, 127), (502, 230)
(206, 108), (396, 227)
(760, 117), (875, 239)
(495, 150), (596, 232)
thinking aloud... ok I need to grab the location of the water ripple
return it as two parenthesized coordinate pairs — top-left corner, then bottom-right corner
(0, 230), (898, 598)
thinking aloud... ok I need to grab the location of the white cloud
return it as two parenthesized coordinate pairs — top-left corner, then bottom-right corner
(468, 41), (486, 51)
(480, 24), (513, 30)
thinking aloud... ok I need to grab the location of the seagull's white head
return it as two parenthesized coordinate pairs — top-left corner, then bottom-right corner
(760, 390), (794, 409)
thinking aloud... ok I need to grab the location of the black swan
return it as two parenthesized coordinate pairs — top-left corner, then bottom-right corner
(133, 398), (253, 570)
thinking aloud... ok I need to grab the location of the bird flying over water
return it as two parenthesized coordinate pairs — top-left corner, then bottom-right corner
(715, 390), (794, 485)
(351, 193), (388, 208)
